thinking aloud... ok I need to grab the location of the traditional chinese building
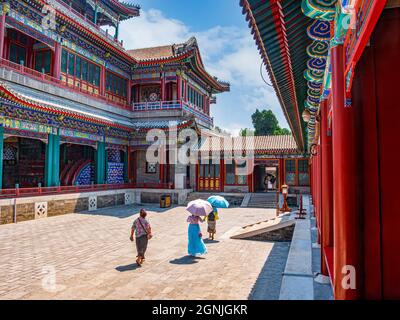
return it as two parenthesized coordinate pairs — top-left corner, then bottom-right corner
(0, 0), (229, 194)
(126, 37), (230, 190)
(241, 0), (400, 299)
(196, 135), (309, 194)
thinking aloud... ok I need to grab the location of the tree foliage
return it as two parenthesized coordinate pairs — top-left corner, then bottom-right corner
(243, 109), (291, 136)
(239, 128), (255, 137)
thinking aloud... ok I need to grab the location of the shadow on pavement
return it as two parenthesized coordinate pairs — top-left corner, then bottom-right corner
(115, 263), (141, 272)
(169, 255), (205, 265)
(79, 204), (178, 219)
(203, 239), (220, 244)
(248, 242), (291, 300)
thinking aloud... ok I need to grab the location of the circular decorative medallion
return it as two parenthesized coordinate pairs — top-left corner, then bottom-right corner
(308, 88), (321, 98)
(307, 20), (332, 41)
(308, 81), (322, 90)
(308, 95), (321, 104)
(305, 100), (320, 110)
(307, 57), (327, 72)
(307, 41), (329, 58)
(149, 92), (159, 102)
(304, 69), (324, 83)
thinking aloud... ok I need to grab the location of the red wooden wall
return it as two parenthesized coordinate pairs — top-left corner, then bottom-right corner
(352, 7), (400, 299)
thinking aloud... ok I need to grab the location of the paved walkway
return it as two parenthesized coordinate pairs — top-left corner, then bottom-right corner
(0, 204), (288, 300)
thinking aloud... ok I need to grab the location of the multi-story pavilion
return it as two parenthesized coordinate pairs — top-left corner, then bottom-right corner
(240, 0), (399, 299)
(0, 0), (230, 192)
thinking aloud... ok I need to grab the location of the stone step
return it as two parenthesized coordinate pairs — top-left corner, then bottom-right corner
(245, 192), (278, 208)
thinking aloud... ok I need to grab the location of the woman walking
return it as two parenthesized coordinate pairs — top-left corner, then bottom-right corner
(187, 214), (207, 256)
(130, 209), (152, 266)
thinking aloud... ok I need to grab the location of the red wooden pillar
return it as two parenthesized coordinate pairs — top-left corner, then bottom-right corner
(166, 149), (170, 185)
(126, 79), (132, 107)
(279, 158), (285, 187)
(159, 145), (165, 185)
(316, 153), (319, 221)
(312, 157), (316, 210)
(195, 163), (199, 191)
(160, 72), (166, 101)
(0, 14), (5, 59)
(247, 158), (254, 193)
(53, 42), (62, 80)
(314, 150), (320, 235)
(184, 80), (187, 102)
(317, 145), (322, 244)
(176, 75), (181, 101)
(331, 44), (360, 300)
(220, 158), (225, 192)
(320, 99), (334, 276)
(309, 160), (313, 203)
(100, 67), (106, 96)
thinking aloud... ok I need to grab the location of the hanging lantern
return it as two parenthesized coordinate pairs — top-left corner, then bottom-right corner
(302, 109), (312, 122)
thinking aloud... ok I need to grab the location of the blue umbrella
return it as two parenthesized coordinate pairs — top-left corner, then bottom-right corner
(207, 195), (229, 208)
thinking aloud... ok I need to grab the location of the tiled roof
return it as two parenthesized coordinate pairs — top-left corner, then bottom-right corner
(127, 37), (230, 93)
(0, 81), (132, 130)
(127, 45), (175, 61)
(197, 135), (299, 154)
(131, 119), (193, 130)
(127, 37), (198, 62)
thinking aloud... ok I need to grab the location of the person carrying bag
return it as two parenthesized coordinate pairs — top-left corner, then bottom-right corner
(130, 209), (153, 266)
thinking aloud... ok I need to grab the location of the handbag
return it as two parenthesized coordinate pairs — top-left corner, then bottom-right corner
(138, 218), (153, 240)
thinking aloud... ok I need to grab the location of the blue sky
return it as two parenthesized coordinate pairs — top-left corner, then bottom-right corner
(118, 0), (289, 135)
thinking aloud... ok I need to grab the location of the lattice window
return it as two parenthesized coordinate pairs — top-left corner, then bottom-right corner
(146, 162), (157, 174)
(88, 196), (97, 211)
(35, 202), (48, 219)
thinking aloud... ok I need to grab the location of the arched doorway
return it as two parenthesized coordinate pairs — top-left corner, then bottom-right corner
(60, 143), (95, 186)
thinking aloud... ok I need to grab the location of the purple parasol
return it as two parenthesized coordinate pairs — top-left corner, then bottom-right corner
(186, 199), (213, 217)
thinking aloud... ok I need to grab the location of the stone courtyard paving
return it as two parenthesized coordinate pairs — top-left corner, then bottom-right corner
(0, 204), (290, 300)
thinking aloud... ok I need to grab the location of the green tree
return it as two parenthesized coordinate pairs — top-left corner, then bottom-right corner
(274, 127), (291, 135)
(239, 128), (255, 137)
(251, 109), (291, 136)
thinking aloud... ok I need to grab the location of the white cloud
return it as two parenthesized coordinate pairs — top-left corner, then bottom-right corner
(119, 9), (262, 86)
(119, 9), (189, 49)
(240, 86), (289, 128)
(217, 122), (244, 137)
(118, 9), (288, 134)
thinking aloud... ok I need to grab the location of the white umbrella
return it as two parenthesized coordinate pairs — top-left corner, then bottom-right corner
(186, 199), (213, 217)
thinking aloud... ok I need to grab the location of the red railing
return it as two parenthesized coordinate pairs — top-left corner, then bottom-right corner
(0, 58), (130, 110)
(0, 182), (175, 199)
(0, 183), (134, 199)
(133, 182), (174, 190)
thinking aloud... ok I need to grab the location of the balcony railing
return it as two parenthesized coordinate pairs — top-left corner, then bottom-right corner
(0, 58), (129, 110)
(132, 100), (214, 126)
(52, 0), (123, 47)
(133, 100), (182, 111)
